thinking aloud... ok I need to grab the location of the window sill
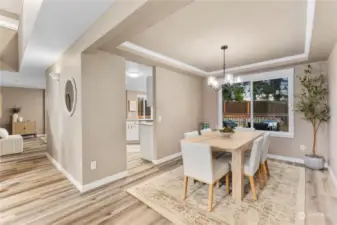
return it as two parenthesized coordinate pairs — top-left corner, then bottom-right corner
(268, 131), (294, 139)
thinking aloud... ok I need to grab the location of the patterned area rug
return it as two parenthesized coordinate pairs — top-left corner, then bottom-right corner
(127, 160), (305, 225)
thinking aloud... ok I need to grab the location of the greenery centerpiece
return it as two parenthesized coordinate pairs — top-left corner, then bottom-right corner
(295, 65), (330, 169)
(219, 126), (235, 138)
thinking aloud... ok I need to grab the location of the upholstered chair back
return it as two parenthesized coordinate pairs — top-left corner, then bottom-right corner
(184, 131), (199, 138)
(181, 140), (213, 183)
(260, 132), (271, 163)
(245, 136), (263, 176)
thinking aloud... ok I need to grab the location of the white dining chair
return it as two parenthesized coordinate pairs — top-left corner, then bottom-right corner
(260, 132), (271, 186)
(184, 131), (199, 138)
(243, 136), (264, 200)
(181, 140), (231, 211)
(200, 128), (212, 135)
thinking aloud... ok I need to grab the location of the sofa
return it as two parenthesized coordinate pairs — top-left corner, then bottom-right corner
(0, 128), (23, 156)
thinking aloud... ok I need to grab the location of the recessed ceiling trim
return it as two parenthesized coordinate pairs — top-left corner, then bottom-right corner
(0, 15), (18, 30)
(304, 0), (316, 55)
(118, 0), (315, 77)
(118, 42), (208, 76)
(209, 54), (308, 75)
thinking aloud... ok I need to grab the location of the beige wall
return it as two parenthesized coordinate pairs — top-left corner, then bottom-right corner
(270, 62), (329, 159)
(126, 90), (145, 120)
(328, 44), (337, 178)
(203, 61), (329, 159)
(47, 52), (83, 185)
(81, 51), (126, 184)
(0, 87), (45, 134)
(202, 79), (218, 129)
(154, 67), (203, 159)
(0, 28), (18, 72)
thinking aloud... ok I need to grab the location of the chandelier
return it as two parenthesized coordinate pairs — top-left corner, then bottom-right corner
(207, 45), (234, 91)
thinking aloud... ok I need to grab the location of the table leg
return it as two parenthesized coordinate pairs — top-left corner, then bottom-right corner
(232, 150), (244, 202)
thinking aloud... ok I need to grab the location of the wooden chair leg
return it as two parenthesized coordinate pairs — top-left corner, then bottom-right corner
(257, 168), (263, 189)
(265, 160), (270, 176)
(208, 184), (214, 212)
(262, 163), (268, 186)
(248, 176), (257, 201)
(225, 174), (230, 194)
(183, 176), (188, 200)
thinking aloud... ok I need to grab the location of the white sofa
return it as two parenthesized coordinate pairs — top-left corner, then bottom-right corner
(0, 128), (23, 156)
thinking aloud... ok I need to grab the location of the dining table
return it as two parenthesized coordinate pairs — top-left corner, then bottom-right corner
(184, 130), (264, 202)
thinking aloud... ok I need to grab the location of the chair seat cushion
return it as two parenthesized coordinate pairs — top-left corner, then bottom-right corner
(212, 158), (230, 182)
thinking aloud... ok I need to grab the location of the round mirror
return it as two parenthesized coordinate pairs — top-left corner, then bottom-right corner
(65, 78), (77, 116)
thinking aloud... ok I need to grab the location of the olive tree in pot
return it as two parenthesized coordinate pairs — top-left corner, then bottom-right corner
(295, 65), (330, 170)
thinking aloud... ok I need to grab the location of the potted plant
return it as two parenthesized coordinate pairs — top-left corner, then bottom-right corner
(11, 106), (21, 123)
(295, 65), (330, 170)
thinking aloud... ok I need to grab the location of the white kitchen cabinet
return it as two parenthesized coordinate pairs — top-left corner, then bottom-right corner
(126, 121), (139, 141)
(139, 122), (154, 161)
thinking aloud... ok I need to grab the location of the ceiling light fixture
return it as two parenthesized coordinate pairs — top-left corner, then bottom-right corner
(126, 72), (141, 78)
(208, 45), (235, 91)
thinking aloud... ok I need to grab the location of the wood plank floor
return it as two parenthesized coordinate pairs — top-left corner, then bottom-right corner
(305, 168), (337, 225)
(0, 139), (176, 225)
(1, 138), (337, 225)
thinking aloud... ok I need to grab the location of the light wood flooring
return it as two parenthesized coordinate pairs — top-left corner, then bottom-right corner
(126, 145), (154, 172)
(1, 138), (337, 225)
(0, 139), (176, 225)
(306, 168), (337, 225)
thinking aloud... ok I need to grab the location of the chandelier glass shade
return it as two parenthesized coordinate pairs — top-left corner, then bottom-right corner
(207, 45), (232, 91)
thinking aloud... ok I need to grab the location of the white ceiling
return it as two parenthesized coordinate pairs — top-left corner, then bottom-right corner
(105, 0), (337, 76)
(125, 61), (152, 93)
(0, 0), (22, 15)
(130, 1), (307, 72)
(309, 0), (337, 62)
(20, 0), (116, 72)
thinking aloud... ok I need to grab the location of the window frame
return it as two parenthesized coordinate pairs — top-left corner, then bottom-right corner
(137, 94), (153, 121)
(217, 68), (294, 138)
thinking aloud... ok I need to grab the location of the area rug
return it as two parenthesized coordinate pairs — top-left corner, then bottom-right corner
(127, 160), (305, 225)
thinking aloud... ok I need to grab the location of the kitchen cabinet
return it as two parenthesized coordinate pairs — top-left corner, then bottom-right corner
(126, 121), (139, 141)
(139, 122), (154, 161)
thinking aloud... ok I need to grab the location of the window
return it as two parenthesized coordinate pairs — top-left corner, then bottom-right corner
(137, 95), (153, 120)
(218, 68), (294, 138)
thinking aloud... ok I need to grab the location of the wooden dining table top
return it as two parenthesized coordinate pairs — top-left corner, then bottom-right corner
(184, 131), (264, 152)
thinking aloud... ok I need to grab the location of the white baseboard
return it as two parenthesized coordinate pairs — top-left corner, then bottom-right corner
(45, 153), (82, 192)
(152, 152), (182, 165)
(328, 166), (337, 190)
(267, 154), (304, 164)
(267, 154), (328, 168)
(81, 171), (128, 193)
(45, 153), (127, 193)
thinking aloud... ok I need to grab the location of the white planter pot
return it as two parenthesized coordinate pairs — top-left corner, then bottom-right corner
(304, 155), (325, 170)
(12, 113), (19, 123)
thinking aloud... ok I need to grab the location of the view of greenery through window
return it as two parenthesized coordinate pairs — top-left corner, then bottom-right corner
(222, 78), (289, 132)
